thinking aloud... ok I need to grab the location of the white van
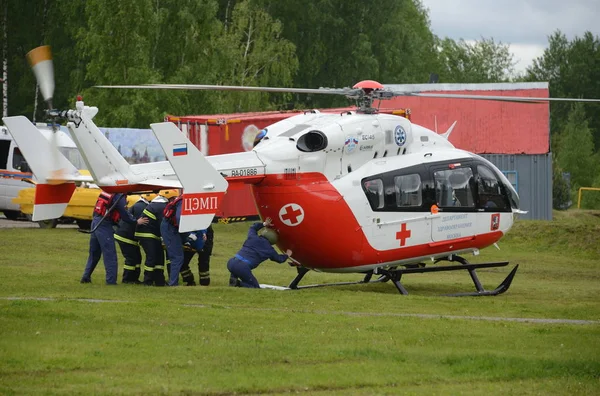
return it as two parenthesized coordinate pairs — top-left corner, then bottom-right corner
(0, 123), (86, 220)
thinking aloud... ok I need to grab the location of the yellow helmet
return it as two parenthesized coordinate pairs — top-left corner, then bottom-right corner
(142, 192), (156, 201)
(159, 189), (180, 199)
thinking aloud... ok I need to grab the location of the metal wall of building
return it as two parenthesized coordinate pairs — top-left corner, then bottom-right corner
(482, 153), (553, 220)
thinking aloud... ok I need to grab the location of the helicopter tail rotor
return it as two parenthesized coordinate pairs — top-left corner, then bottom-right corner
(26, 45), (66, 179)
(27, 45), (55, 111)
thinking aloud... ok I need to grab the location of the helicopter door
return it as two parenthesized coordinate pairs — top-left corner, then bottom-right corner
(430, 166), (478, 242)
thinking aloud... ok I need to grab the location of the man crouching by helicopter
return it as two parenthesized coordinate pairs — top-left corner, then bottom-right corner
(227, 217), (293, 288)
(80, 192), (148, 285)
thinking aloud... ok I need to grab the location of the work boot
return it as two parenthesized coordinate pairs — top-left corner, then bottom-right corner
(154, 271), (166, 287)
(185, 280), (196, 286)
(229, 276), (239, 287)
(199, 277), (210, 286)
(80, 277), (91, 284)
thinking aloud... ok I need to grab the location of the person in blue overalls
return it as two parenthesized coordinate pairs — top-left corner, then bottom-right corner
(80, 191), (148, 285)
(161, 194), (186, 286)
(179, 229), (207, 285)
(227, 217), (293, 288)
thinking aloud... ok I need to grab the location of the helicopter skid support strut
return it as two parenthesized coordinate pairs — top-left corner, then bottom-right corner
(288, 260), (519, 296)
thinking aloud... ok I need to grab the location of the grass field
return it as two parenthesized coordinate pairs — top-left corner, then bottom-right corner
(1, 211), (599, 395)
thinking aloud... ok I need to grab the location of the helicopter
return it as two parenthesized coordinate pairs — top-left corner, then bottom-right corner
(5, 46), (600, 295)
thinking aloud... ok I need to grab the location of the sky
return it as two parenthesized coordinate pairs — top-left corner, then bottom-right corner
(420, 0), (600, 74)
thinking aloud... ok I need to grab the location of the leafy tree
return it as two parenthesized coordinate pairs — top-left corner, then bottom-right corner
(555, 104), (597, 190)
(77, 0), (163, 127)
(211, 0), (299, 112)
(435, 37), (516, 83)
(527, 31), (600, 151)
(552, 162), (571, 210)
(249, 0), (438, 108)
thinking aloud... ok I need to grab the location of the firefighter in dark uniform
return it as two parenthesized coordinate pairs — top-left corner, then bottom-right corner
(80, 191), (148, 285)
(136, 191), (174, 286)
(181, 225), (214, 286)
(179, 229), (207, 285)
(115, 194), (150, 284)
(227, 217), (293, 288)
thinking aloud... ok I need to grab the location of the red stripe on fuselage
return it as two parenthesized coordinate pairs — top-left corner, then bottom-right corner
(253, 172), (505, 271)
(34, 183), (76, 205)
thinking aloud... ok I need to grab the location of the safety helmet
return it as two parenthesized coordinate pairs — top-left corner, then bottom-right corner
(258, 227), (278, 245)
(142, 192), (156, 201)
(159, 189), (180, 199)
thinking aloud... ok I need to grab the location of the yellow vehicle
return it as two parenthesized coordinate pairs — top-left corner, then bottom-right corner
(13, 184), (173, 229)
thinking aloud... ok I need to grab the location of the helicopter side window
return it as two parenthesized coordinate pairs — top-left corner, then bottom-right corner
(394, 174), (422, 207)
(363, 178), (384, 209)
(434, 167), (475, 208)
(476, 165), (509, 210)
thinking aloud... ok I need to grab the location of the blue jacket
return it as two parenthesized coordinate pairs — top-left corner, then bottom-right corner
(235, 223), (289, 269)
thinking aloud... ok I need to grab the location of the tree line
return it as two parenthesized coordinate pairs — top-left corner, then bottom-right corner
(2, 0), (600, 208)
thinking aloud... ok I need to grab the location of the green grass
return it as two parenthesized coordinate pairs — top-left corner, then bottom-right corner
(1, 211), (599, 395)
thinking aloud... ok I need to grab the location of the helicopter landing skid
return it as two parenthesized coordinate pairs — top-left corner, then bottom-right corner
(287, 259), (519, 296)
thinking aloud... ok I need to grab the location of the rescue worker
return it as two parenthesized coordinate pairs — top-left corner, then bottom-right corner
(115, 193), (150, 284)
(181, 225), (213, 286)
(136, 191), (175, 286)
(227, 217), (293, 288)
(179, 229), (208, 286)
(161, 193), (185, 286)
(80, 191), (148, 285)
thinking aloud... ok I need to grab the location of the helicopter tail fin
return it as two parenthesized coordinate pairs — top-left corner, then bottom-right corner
(2, 115), (84, 220)
(150, 122), (229, 232)
(67, 109), (132, 185)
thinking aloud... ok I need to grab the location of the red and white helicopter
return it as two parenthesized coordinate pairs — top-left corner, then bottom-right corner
(5, 46), (600, 295)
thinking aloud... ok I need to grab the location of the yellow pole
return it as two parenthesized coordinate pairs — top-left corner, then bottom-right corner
(577, 187), (600, 209)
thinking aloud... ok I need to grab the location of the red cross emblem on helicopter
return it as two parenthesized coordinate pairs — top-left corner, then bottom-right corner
(396, 223), (411, 247)
(279, 203), (304, 227)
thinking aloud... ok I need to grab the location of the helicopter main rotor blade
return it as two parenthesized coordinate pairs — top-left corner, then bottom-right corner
(405, 92), (600, 103)
(95, 83), (356, 96)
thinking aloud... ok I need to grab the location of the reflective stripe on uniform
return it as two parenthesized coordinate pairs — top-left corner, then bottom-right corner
(155, 265), (165, 270)
(114, 234), (138, 245)
(142, 208), (157, 220)
(143, 265), (154, 272)
(199, 271), (210, 278)
(134, 232), (161, 240)
(123, 264), (137, 271)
